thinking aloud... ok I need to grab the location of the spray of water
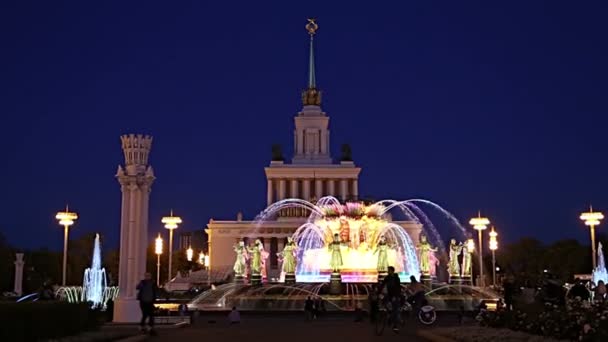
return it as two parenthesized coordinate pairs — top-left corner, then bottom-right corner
(82, 234), (107, 308)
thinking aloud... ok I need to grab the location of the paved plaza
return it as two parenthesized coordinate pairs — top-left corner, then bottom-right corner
(147, 313), (462, 341)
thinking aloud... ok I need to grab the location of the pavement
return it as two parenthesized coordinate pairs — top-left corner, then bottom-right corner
(142, 312), (465, 341)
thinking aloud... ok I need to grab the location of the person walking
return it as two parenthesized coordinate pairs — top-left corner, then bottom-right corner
(304, 296), (314, 321)
(379, 266), (401, 333)
(136, 272), (158, 334)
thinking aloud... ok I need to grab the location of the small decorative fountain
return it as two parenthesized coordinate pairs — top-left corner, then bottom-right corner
(593, 242), (608, 285)
(82, 234), (107, 308)
(54, 234), (118, 309)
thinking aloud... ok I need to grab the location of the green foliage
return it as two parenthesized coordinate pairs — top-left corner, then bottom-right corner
(0, 302), (102, 341)
(479, 299), (608, 341)
(496, 238), (589, 284)
(0, 232), (14, 291)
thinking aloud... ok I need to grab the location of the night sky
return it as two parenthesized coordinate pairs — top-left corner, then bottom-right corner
(1, 1), (607, 250)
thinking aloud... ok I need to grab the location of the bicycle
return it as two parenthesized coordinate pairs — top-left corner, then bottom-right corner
(374, 296), (404, 335)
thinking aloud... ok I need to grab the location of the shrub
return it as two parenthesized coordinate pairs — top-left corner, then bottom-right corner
(479, 299), (608, 341)
(0, 301), (102, 341)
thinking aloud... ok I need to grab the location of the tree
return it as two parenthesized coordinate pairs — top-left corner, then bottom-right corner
(497, 238), (545, 285)
(0, 232), (14, 291)
(542, 239), (587, 281)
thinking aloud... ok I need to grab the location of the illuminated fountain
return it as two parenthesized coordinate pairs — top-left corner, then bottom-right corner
(252, 196), (473, 283)
(188, 197), (500, 312)
(82, 234), (107, 308)
(593, 242), (608, 285)
(53, 234), (118, 309)
(292, 201), (420, 282)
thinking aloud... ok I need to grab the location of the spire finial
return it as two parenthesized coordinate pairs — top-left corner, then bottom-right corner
(302, 18), (322, 106)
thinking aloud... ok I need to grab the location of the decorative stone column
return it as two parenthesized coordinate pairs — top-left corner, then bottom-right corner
(340, 179), (348, 201)
(290, 179), (298, 198)
(267, 179), (273, 206)
(327, 179), (335, 196)
(315, 179), (323, 199)
(352, 179), (358, 201)
(302, 179), (311, 201)
(114, 134), (155, 323)
(14, 253), (24, 296)
(278, 179), (286, 200)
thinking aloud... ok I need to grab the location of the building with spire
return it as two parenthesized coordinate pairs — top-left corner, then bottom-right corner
(202, 20), (419, 281)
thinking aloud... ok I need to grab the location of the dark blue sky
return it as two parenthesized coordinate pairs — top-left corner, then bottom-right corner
(1, 1), (607, 250)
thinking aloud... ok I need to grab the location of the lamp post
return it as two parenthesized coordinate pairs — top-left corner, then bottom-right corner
(162, 211), (182, 283)
(186, 246), (193, 262)
(580, 206), (604, 269)
(55, 206), (78, 286)
(198, 252), (204, 265)
(155, 234), (163, 286)
(489, 227), (498, 287)
(469, 213), (490, 287)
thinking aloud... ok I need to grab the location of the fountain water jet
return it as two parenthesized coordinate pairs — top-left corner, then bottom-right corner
(593, 242), (608, 285)
(82, 234), (107, 308)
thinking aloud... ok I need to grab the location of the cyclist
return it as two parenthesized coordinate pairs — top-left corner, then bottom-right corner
(379, 266), (402, 333)
(407, 275), (427, 312)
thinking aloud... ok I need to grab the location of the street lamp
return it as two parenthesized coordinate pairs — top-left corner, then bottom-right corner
(186, 246), (193, 262)
(161, 211), (182, 283)
(580, 206), (604, 269)
(466, 238), (475, 253)
(469, 212), (490, 287)
(155, 234), (163, 286)
(198, 252), (205, 265)
(489, 227), (498, 287)
(55, 206), (78, 286)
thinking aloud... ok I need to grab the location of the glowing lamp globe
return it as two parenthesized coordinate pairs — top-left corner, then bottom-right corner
(155, 234), (163, 255)
(198, 252), (204, 265)
(469, 216), (490, 231)
(186, 246), (193, 261)
(204, 254), (210, 268)
(162, 214), (182, 230)
(466, 238), (475, 252)
(56, 210), (78, 227)
(489, 228), (498, 251)
(580, 210), (604, 226)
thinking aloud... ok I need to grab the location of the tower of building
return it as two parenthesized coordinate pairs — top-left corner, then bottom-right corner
(113, 134), (155, 322)
(265, 19), (361, 214)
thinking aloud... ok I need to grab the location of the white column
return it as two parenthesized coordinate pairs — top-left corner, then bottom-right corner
(278, 179), (286, 200)
(14, 253), (24, 296)
(263, 238), (271, 253)
(303, 179), (311, 201)
(125, 183), (138, 298)
(267, 179), (273, 206)
(352, 179), (359, 200)
(340, 179), (348, 201)
(290, 179), (298, 198)
(327, 179), (335, 196)
(315, 179), (323, 199)
(277, 237), (285, 254)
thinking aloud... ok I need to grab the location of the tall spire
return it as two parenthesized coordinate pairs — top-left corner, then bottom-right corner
(302, 18), (321, 106)
(308, 21), (317, 88)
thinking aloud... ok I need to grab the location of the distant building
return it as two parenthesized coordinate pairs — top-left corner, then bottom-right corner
(205, 22), (421, 280)
(179, 230), (207, 253)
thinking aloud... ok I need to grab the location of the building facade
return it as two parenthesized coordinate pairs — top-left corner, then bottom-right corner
(205, 22), (421, 280)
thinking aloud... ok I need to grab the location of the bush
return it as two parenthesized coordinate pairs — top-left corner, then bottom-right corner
(0, 301), (102, 341)
(479, 299), (608, 341)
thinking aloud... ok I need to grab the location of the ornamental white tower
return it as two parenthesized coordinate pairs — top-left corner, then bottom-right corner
(113, 134), (155, 322)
